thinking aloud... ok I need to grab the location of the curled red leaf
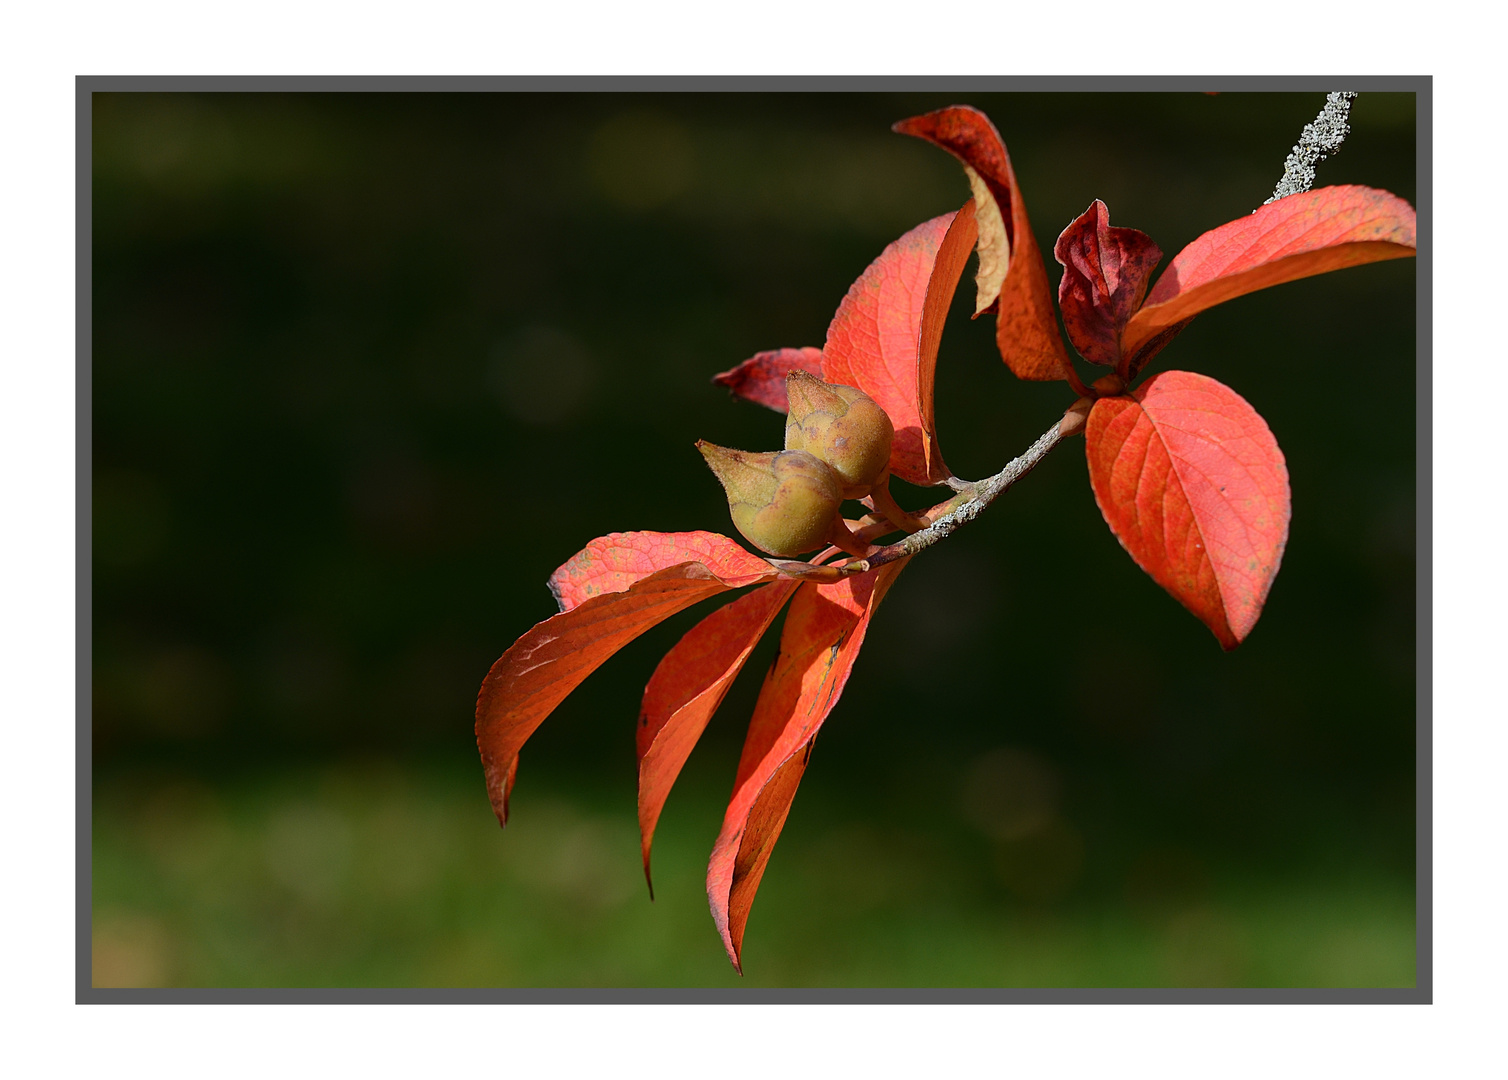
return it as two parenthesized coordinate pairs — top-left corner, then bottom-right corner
(711, 347), (825, 413)
(893, 105), (1070, 382)
(1122, 185), (1416, 370)
(705, 562), (908, 972)
(636, 579), (800, 894)
(1086, 371), (1290, 650)
(1054, 199), (1163, 369)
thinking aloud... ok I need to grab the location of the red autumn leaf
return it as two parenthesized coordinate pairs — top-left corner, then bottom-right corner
(915, 198), (977, 482)
(1086, 371), (1290, 650)
(548, 530), (774, 613)
(821, 211), (961, 487)
(1054, 199), (1163, 368)
(1121, 185), (1417, 369)
(705, 562), (908, 972)
(477, 534), (778, 826)
(636, 578), (800, 894)
(893, 105), (1071, 383)
(711, 347), (825, 413)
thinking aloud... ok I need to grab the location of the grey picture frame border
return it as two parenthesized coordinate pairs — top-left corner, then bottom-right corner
(75, 73), (1432, 1004)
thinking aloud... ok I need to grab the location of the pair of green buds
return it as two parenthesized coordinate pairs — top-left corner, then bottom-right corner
(698, 371), (898, 559)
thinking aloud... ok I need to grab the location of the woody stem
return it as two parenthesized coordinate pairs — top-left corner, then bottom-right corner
(838, 418), (1067, 574)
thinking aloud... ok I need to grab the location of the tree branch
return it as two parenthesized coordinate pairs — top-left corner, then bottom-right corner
(840, 421), (1066, 573)
(1265, 91), (1358, 204)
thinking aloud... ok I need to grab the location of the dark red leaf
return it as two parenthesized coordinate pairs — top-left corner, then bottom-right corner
(636, 579), (800, 894)
(1086, 371), (1290, 650)
(548, 530), (774, 613)
(477, 534), (778, 827)
(705, 562), (908, 972)
(711, 347), (825, 413)
(822, 213), (958, 486)
(1122, 185), (1416, 370)
(1053, 199), (1163, 370)
(893, 105), (1071, 382)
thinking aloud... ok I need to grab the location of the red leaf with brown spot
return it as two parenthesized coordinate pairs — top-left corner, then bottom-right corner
(1086, 371), (1290, 650)
(477, 534), (778, 827)
(548, 530), (774, 613)
(705, 562), (908, 972)
(636, 579), (799, 894)
(822, 213), (959, 486)
(894, 105), (1071, 383)
(1054, 199), (1163, 369)
(1121, 185), (1416, 371)
(711, 347), (825, 413)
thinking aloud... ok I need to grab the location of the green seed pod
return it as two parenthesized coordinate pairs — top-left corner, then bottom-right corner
(697, 441), (843, 557)
(783, 370), (894, 498)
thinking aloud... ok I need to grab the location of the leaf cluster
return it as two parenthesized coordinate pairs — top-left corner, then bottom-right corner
(475, 104), (1416, 971)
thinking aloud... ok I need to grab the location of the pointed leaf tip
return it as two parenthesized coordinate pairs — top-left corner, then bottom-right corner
(1086, 371), (1290, 649)
(706, 562), (908, 970)
(712, 347), (825, 413)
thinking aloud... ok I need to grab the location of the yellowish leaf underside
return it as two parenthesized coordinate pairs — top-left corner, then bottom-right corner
(965, 165), (1009, 316)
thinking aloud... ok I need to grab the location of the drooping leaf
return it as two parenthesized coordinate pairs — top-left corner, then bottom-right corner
(1121, 185), (1417, 371)
(548, 530), (774, 613)
(1085, 371), (1290, 650)
(1054, 199), (1163, 369)
(893, 107), (1014, 317)
(706, 562), (908, 972)
(893, 105), (1071, 382)
(637, 579), (800, 894)
(822, 213), (957, 487)
(477, 539), (779, 827)
(711, 347), (825, 413)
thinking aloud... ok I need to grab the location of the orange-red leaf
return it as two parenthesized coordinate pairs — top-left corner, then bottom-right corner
(711, 347), (825, 413)
(1121, 185), (1416, 369)
(548, 530), (774, 613)
(636, 579), (799, 894)
(706, 562), (908, 972)
(477, 536), (779, 828)
(893, 105), (1071, 383)
(915, 199), (977, 482)
(822, 213), (958, 487)
(1054, 199), (1163, 369)
(1086, 371), (1290, 650)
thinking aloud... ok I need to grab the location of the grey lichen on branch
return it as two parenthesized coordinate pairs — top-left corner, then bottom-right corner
(1265, 91), (1358, 205)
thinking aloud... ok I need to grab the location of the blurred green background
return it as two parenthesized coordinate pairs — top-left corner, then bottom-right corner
(90, 90), (1417, 989)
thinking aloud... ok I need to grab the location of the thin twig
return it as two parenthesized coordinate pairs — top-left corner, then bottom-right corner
(842, 421), (1066, 573)
(1265, 91), (1358, 205)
